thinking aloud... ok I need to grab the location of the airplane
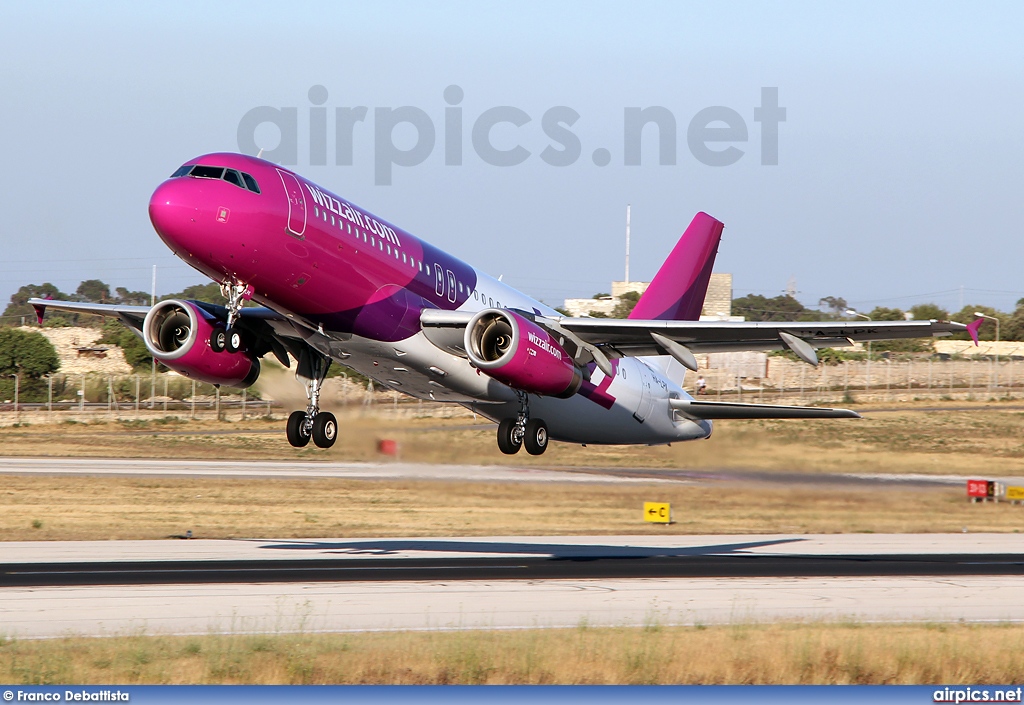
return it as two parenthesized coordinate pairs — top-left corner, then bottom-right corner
(30, 153), (966, 454)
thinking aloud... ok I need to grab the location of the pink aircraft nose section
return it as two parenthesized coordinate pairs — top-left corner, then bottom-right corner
(148, 180), (201, 252)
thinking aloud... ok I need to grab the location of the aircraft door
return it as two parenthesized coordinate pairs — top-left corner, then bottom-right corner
(632, 359), (655, 423)
(277, 169), (307, 238)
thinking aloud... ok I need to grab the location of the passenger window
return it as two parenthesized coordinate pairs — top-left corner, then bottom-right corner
(241, 173), (260, 193)
(489, 297), (493, 307)
(473, 290), (478, 301)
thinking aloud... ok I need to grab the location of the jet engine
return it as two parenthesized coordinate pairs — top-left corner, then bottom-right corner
(465, 309), (581, 398)
(142, 300), (260, 387)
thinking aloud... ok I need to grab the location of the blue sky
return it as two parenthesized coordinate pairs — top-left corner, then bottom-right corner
(2, 1), (1022, 316)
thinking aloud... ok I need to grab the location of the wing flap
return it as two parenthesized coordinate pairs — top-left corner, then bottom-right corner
(670, 398), (861, 420)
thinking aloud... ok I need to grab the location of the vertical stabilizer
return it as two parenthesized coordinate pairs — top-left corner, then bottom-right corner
(628, 212), (724, 321)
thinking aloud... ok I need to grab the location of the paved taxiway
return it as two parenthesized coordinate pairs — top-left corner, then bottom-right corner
(2, 535), (1023, 638)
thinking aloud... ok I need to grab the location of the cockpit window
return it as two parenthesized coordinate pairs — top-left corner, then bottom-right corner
(189, 165), (225, 179)
(179, 164), (261, 194)
(241, 172), (260, 193)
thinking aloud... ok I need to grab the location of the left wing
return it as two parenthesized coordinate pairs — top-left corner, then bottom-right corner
(420, 309), (967, 370)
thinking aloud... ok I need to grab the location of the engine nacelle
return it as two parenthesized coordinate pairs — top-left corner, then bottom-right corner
(465, 309), (581, 398)
(142, 299), (260, 388)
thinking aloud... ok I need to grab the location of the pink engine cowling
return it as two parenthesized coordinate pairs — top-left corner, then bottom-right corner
(465, 309), (581, 398)
(142, 300), (260, 388)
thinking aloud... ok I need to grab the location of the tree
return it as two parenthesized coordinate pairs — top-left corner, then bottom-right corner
(818, 296), (848, 318)
(867, 306), (905, 321)
(75, 279), (111, 303)
(612, 290), (641, 318)
(1003, 301), (1024, 342)
(115, 287), (151, 306)
(170, 282), (225, 302)
(97, 320), (152, 369)
(0, 328), (60, 402)
(732, 294), (809, 322)
(909, 303), (949, 321)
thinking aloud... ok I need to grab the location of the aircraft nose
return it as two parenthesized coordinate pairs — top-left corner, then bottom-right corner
(149, 180), (199, 249)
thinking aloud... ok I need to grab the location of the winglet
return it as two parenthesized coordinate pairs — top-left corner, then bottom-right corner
(31, 296), (52, 325)
(966, 318), (983, 346)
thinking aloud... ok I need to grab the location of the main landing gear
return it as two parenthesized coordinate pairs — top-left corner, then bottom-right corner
(497, 391), (548, 456)
(286, 349), (338, 449)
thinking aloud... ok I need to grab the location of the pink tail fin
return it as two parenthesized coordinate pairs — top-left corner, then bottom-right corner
(628, 212), (724, 321)
(967, 318), (984, 346)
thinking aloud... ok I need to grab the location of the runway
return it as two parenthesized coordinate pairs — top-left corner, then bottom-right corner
(0, 456), (1010, 488)
(2, 534), (1023, 638)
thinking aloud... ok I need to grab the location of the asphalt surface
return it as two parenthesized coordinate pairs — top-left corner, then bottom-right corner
(4, 552), (1024, 587)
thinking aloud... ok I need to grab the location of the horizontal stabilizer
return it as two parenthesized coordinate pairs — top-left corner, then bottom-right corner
(669, 398), (860, 420)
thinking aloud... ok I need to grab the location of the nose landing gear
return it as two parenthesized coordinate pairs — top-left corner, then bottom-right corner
(216, 279), (254, 354)
(496, 391), (548, 455)
(286, 349), (337, 449)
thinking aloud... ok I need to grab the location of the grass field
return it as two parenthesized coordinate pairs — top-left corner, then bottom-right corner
(3, 623), (1024, 684)
(1, 474), (1022, 541)
(3, 401), (1024, 476)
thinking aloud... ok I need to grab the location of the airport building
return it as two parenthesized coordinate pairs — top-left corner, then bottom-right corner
(562, 273), (739, 320)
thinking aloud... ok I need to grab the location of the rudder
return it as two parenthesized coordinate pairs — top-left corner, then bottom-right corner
(628, 211), (724, 321)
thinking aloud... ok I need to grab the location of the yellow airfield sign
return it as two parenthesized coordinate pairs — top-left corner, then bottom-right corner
(643, 502), (672, 524)
(1006, 486), (1024, 501)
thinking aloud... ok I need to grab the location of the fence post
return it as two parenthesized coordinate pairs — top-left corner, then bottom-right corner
(134, 375), (140, 419)
(215, 386), (221, 421)
(47, 375), (52, 422)
(241, 388), (247, 421)
(191, 380), (196, 420)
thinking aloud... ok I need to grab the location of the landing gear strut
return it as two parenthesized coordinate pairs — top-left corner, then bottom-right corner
(496, 391), (548, 455)
(219, 279), (253, 354)
(286, 349), (338, 449)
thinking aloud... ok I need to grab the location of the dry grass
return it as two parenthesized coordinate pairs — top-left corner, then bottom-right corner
(3, 402), (1024, 476)
(2, 475), (1023, 541)
(3, 623), (1024, 684)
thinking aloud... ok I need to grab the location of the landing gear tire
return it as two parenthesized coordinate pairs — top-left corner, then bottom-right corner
(312, 412), (338, 449)
(210, 328), (227, 353)
(286, 410), (311, 448)
(524, 418), (549, 456)
(225, 327), (244, 353)
(497, 418), (522, 455)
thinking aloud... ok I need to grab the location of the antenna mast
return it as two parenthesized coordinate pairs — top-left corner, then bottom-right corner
(625, 204), (631, 283)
